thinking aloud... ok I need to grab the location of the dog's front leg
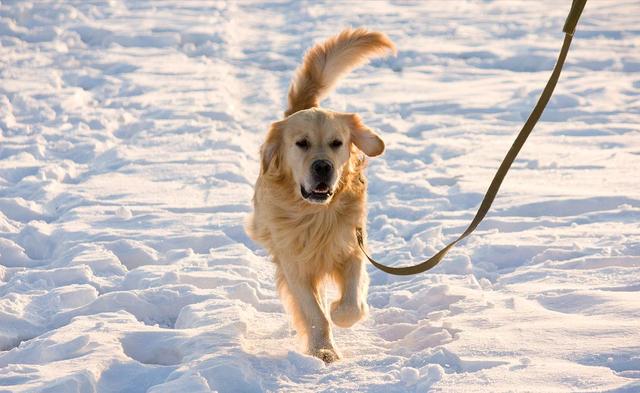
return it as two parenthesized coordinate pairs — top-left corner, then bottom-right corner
(277, 264), (339, 363)
(331, 253), (369, 328)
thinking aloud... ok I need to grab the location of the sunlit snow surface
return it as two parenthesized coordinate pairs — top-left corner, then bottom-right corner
(1, 1), (639, 392)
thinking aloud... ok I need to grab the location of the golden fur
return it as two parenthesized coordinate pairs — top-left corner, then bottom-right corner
(285, 28), (396, 117)
(247, 28), (395, 362)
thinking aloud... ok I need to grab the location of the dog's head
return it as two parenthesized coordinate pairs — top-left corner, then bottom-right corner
(260, 108), (384, 204)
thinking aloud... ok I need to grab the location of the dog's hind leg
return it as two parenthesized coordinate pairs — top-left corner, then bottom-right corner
(331, 253), (369, 328)
(276, 263), (339, 363)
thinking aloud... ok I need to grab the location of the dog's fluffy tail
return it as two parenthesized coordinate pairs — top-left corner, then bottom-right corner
(284, 28), (395, 117)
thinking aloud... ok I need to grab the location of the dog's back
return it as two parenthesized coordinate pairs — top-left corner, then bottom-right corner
(285, 28), (395, 117)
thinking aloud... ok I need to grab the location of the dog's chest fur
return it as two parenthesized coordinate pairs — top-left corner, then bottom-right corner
(250, 166), (366, 276)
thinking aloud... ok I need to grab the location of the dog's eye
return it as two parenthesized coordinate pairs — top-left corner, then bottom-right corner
(295, 139), (310, 150)
(329, 139), (343, 149)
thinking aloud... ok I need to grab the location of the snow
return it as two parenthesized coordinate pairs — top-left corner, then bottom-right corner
(0, 0), (639, 392)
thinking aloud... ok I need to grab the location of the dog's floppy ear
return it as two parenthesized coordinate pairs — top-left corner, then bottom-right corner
(341, 113), (385, 157)
(260, 120), (285, 174)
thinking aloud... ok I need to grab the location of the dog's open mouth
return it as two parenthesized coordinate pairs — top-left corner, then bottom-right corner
(301, 183), (332, 202)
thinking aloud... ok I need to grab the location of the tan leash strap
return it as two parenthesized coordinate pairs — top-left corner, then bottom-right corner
(358, 0), (587, 275)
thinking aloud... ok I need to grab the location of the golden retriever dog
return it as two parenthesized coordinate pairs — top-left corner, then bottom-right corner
(247, 28), (395, 363)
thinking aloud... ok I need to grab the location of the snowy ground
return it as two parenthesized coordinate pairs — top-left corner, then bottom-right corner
(1, 0), (639, 392)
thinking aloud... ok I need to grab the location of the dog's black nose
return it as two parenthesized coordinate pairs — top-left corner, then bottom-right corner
(312, 160), (333, 180)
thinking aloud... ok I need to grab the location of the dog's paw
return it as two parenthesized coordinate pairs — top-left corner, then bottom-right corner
(330, 300), (368, 328)
(311, 347), (340, 364)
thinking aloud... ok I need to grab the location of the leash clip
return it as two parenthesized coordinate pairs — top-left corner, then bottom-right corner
(356, 227), (364, 245)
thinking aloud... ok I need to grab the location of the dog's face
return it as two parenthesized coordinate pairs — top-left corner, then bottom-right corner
(261, 108), (384, 204)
